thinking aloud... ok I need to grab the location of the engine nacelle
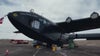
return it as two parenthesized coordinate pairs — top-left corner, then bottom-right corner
(65, 17), (72, 23)
(90, 12), (99, 19)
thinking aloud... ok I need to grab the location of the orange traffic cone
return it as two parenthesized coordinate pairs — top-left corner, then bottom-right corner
(5, 49), (9, 56)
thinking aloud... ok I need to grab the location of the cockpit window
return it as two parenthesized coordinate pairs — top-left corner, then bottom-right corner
(43, 20), (47, 24)
(39, 18), (47, 24)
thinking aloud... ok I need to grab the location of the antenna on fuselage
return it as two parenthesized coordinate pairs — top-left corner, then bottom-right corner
(30, 9), (34, 13)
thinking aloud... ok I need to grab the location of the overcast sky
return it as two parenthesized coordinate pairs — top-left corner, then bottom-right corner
(0, 0), (100, 40)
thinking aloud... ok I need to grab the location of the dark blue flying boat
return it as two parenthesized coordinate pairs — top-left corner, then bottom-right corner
(7, 10), (100, 48)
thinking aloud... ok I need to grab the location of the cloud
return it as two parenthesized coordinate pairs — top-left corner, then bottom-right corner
(0, 0), (17, 6)
(1, 0), (99, 21)
(17, 0), (99, 22)
(16, 0), (82, 22)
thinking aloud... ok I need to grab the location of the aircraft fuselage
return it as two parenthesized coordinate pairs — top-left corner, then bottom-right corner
(7, 11), (68, 46)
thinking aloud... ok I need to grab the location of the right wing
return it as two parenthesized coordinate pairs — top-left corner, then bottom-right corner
(43, 12), (100, 33)
(56, 12), (100, 33)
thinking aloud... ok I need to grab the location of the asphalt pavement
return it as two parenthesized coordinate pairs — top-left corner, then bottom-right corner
(0, 40), (100, 56)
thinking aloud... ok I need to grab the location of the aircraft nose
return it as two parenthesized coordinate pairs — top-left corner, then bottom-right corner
(7, 11), (33, 27)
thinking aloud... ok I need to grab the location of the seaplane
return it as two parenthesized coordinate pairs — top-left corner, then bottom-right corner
(6, 9), (100, 50)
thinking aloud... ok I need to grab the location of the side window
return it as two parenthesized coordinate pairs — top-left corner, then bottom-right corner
(43, 20), (47, 24)
(31, 20), (40, 29)
(39, 18), (47, 24)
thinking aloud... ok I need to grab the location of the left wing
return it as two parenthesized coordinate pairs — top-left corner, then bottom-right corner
(74, 33), (100, 40)
(57, 12), (100, 33)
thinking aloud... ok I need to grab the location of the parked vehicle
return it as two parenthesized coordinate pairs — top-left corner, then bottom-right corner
(10, 39), (29, 44)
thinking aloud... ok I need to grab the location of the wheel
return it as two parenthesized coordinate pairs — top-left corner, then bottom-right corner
(51, 44), (57, 51)
(90, 12), (99, 19)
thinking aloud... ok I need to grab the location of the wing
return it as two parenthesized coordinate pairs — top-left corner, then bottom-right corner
(56, 12), (100, 33)
(74, 33), (100, 40)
